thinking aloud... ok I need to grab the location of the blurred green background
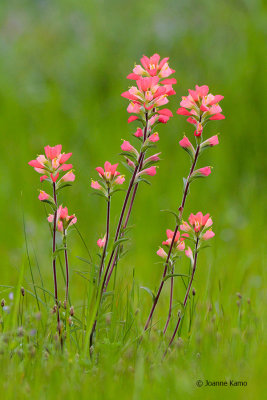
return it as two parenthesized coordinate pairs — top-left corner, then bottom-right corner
(0, 0), (267, 398)
(0, 0), (266, 335)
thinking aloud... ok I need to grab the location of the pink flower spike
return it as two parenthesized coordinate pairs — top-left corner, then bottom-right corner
(209, 95), (224, 105)
(115, 175), (125, 185)
(125, 157), (135, 168)
(209, 113), (225, 120)
(44, 145), (62, 160)
(144, 153), (161, 164)
(60, 164), (73, 171)
(194, 123), (203, 137)
(195, 85), (209, 97)
(96, 167), (105, 176)
(177, 241), (185, 251)
(177, 107), (192, 116)
(51, 172), (59, 182)
(158, 115), (169, 123)
(91, 180), (102, 190)
(127, 73), (141, 80)
(127, 102), (141, 114)
(208, 135), (219, 146)
(128, 115), (139, 123)
(57, 221), (63, 232)
(161, 78), (177, 85)
(158, 108), (173, 117)
(202, 230), (215, 240)
(139, 166), (157, 177)
(59, 153), (72, 164)
(47, 214), (54, 223)
(40, 175), (48, 182)
(157, 247), (167, 259)
(62, 171), (75, 182)
(149, 132), (159, 142)
(38, 191), (49, 201)
(180, 221), (191, 232)
(97, 235), (106, 249)
(185, 247), (193, 262)
(121, 140), (136, 153)
(134, 127), (143, 137)
(59, 206), (69, 220)
(198, 167), (212, 176)
(28, 160), (45, 169)
(179, 136), (192, 149)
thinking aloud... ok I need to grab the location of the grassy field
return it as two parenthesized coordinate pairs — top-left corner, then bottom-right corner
(0, 0), (266, 399)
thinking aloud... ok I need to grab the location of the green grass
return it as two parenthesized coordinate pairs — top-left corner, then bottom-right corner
(0, 0), (267, 398)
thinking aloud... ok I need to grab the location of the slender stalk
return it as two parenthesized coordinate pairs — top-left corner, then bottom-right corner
(89, 192), (111, 346)
(104, 156), (143, 289)
(144, 144), (200, 331)
(89, 115), (149, 348)
(102, 113), (149, 290)
(163, 265), (174, 334)
(165, 238), (199, 354)
(99, 191), (111, 282)
(63, 231), (69, 304)
(52, 182), (61, 334)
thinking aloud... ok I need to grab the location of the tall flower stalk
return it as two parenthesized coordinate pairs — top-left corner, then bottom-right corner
(87, 54), (176, 347)
(28, 145), (76, 337)
(104, 54), (176, 288)
(144, 84), (224, 332)
(164, 213), (215, 354)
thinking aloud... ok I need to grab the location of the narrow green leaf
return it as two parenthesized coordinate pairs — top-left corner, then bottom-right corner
(112, 237), (129, 251)
(161, 209), (180, 224)
(140, 286), (155, 300)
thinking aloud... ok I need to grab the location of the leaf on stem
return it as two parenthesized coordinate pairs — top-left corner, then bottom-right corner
(53, 247), (67, 259)
(163, 273), (191, 282)
(112, 237), (129, 251)
(161, 209), (180, 225)
(140, 286), (155, 301)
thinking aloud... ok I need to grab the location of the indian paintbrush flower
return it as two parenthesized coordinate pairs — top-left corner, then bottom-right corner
(28, 144), (74, 184)
(97, 235), (106, 249)
(48, 205), (77, 234)
(177, 85), (224, 136)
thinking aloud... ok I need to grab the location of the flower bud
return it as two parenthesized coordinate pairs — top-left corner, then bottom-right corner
(21, 287), (25, 297)
(121, 140), (137, 153)
(148, 132), (160, 142)
(70, 306), (74, 316)
(200, 135), (219, 151)
(134, 127), (143, 137)
(156, 247), (167, 259)
(38, 191), (50, 202)
(1, 299), (5, 308)
(137, 166), (157, 177)
(91, 180), (102, 190)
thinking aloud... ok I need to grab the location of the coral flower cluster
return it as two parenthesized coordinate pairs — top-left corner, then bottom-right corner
(48, 205), (77, 234)
(157, 229), (187, 259)
(177, 85), (224, 136)
(28, 145), (75, 185)
(157, 213), (215, 260)
(91, 161), (125, 194)
(122, 53), (176, 127)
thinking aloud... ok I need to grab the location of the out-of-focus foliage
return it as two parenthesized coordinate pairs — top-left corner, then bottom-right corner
(0, 0), (266, 398)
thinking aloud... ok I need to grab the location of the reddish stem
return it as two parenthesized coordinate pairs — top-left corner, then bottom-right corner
(163, 265), (174, 334)
(99, 192), (111, 282)
(144, 144), (200, 331)
(102, 114), (149, 290)
(63, 232), (69, 304)
(52, 182), (61, 335)
(165, 238), (199, 354)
